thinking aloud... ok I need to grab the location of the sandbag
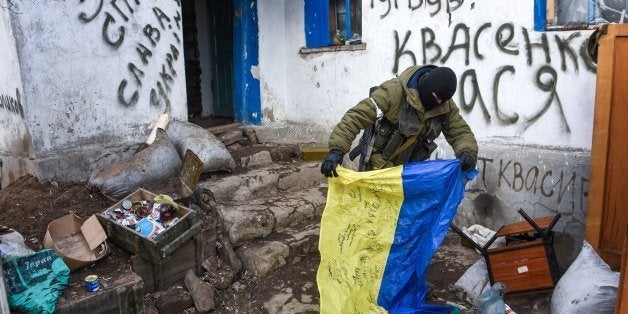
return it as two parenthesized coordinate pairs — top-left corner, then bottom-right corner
(166, 119), (235, 172)
(551, 241), (620, 314)
(88, 129), (182, 200)
(3, 249), (70, 314)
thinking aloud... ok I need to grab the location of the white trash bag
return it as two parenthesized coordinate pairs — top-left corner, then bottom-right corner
(551, 241), (619, 314)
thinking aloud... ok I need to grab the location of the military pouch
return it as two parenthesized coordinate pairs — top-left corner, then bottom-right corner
(381, 131), (405, 161)
(409, 141), (438, 162)
(373, 119), (394, 151)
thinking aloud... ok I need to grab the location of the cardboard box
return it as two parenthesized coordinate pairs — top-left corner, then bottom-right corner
(43, 214), (109, 271)
(97, 188), (200, 263)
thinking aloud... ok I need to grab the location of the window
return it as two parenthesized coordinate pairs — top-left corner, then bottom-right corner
(304, 0), (362, 48)
(535, 0), (627, 31)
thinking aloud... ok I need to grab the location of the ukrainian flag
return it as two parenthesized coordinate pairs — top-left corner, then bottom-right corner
(317, 159), (477, 313)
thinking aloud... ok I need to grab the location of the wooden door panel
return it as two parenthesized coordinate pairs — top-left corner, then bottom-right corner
(210, 0), (234, 118)
(587, 25), (628, 271)
(600, 35), (628, 265)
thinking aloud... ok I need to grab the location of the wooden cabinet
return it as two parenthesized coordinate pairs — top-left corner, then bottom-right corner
(586, 24), (628, 270)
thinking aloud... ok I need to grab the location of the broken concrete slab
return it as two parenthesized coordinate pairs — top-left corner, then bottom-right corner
(251, 122), (329, 145)
(219, 130), (244, 146)
(263, 287), (319, 314)
(241, 150), (273, 168)
(236, 241), (289, 278)
(185, 270), (215, 312)
(218, 204), (275, 246)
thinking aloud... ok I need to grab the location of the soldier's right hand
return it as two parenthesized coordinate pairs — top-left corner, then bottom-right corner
(320, 149), (344, 177)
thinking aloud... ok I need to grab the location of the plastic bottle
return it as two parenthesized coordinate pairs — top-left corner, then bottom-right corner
(476, 282), (508, 314)
(333, 30), (344, 46)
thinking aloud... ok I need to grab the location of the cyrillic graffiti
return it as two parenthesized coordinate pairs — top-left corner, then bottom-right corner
(392, 24), (594, 73)
(371, 0), (464, 19)
(391, 22), (594, 132)
(477, 157), (589, 214)
(0, 89), (25, 118)
(77, 0), (182, 111)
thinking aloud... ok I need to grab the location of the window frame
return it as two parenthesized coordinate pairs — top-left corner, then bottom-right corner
(535, 0), (627, 31)
(304, 0), (362, 48)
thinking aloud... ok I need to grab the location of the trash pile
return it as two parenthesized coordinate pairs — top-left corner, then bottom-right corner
(103, 195), (180, 239)
(452, 222), (621, 314)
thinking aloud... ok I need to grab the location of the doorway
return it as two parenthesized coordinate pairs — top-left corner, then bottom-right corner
(182, 0), (260, 127)
(182, 0), (234, 128)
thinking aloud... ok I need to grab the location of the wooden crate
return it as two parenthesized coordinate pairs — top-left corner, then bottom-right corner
(97, 188), (200, 263)
(131, 227), (216, 292)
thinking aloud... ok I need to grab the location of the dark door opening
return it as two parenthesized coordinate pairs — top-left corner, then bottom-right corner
(182, 0), (235, 128)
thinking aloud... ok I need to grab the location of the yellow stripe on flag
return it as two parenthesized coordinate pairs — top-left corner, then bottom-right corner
(317, 165), (404, 314)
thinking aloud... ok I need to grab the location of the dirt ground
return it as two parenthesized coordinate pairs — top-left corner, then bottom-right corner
(0, 172), (551, 313)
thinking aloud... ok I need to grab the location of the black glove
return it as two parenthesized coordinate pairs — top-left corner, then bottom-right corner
(458, 152), (477, 172)
(321, 149), (344, 177)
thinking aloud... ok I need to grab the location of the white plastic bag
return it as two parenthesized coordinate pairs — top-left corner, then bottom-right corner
(0, 227), (33, 259)
(551, 241), (619, 314)
(462, 224), (505, 249)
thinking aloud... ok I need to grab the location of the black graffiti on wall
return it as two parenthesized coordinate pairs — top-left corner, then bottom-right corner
(77, 0), (182, 111)
(392, 24), (595, 73)
(0, 89), (25, 118)
(477, 157), (589, 214)
(392, 23), (596, 132)
(371, 0), (464, 19)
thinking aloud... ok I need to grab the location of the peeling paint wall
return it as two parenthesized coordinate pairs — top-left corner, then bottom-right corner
(258, 1), (597, 266)
(0, 0), (31, 188)
(9, 0), (187, 158)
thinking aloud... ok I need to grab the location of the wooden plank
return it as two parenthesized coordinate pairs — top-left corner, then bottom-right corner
(586, 24), (628, 268)
(599, 32), (628, 268)
(487, 240), (545, 257)
(495, 217), (555, 237)
(586, 25), (619, 251)
(615, 228), (628, 313)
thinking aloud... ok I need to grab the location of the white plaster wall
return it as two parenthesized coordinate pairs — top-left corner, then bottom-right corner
(258, 0), (290, 122)
(258, 0), (596, 150)
(0, 1), (29, 156)
(9, 0), (187, 157)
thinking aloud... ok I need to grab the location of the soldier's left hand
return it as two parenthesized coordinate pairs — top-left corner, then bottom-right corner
(458, 152), (476, 172)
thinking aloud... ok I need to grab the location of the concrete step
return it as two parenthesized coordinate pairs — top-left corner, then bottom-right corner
(218, 186), (326, 247)
(235, 223), (320, 278)
(196, 161), (323, 206)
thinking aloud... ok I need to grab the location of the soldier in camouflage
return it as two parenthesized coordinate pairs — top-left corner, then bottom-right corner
(321, 65), (478, 177)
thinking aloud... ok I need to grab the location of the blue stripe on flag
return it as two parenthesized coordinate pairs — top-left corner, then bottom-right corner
(377, 159), (477, 312)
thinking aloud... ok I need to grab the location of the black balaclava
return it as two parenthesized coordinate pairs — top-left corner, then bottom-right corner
(418, 67), (457, 110)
